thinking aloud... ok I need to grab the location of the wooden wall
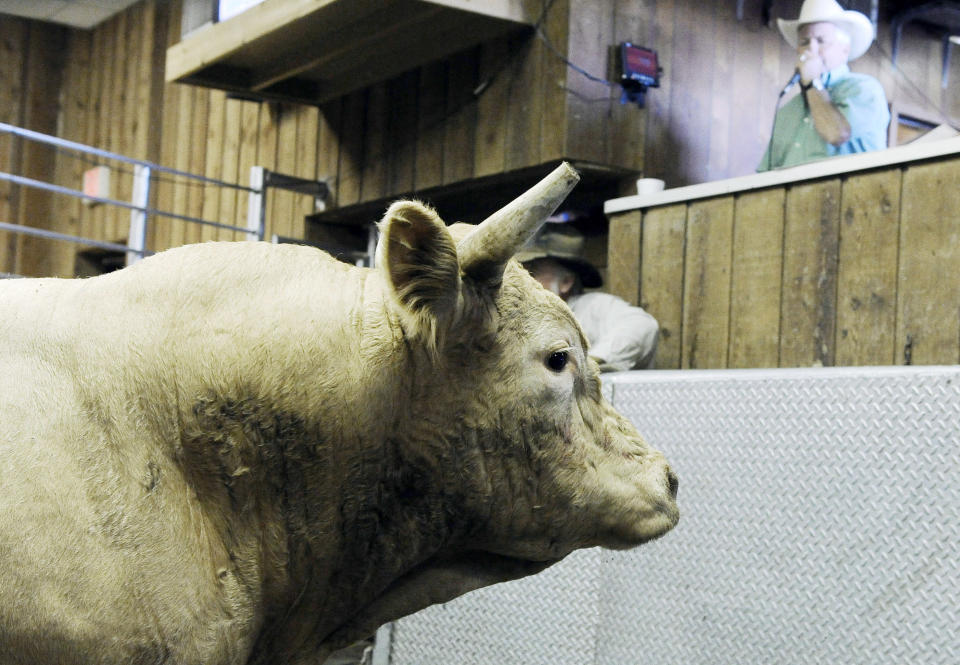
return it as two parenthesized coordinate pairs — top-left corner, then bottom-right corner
(607, 152), (960, 369)
(2, 0), (959, 278)
(0, 18), (68, 276)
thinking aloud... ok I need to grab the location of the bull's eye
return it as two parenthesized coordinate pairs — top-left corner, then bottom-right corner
(546, 350), (569, 372)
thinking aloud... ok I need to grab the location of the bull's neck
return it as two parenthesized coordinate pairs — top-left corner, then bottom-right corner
(171, 323), (477, 656)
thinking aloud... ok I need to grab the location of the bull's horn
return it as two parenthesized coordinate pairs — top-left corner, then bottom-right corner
(457, 161), (580, 283)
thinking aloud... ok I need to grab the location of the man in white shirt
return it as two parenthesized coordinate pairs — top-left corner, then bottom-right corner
(519, 225), (659, 371)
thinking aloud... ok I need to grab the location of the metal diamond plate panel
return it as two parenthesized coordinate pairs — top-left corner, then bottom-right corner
(382, 367), (960, 665)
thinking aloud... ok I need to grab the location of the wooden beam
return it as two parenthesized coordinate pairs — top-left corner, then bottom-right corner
(606, 209), (642, 306)
(896, 159), (960, 365)
(640, 204), (687, 369)
(835, 169), (901, 366)
(681, 196), (734, 369)
(780, 179), (841, 368)
(166, 0), (532, 106)
(729, 188), (785, 368)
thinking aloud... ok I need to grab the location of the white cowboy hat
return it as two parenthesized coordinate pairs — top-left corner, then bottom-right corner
(777, 0), (875, 61)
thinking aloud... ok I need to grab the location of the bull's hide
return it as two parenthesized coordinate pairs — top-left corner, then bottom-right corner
(0, 164), (677, 665)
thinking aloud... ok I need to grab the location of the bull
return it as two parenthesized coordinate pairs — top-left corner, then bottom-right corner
(0, 163), (678, 664)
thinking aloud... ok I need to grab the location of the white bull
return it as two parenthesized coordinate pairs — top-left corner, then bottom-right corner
(0, 163), (678, 664)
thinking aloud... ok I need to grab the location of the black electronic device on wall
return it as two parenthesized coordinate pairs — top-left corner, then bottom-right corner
(619, 42), (661, 107)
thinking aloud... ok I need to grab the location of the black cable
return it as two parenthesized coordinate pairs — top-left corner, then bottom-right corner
(532, 0), (618, 90)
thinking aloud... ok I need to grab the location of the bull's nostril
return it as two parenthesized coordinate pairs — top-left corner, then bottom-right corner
(666, 469), (679, 498)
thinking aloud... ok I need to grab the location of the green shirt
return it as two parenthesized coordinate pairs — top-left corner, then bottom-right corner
(758, 65), (890, 172)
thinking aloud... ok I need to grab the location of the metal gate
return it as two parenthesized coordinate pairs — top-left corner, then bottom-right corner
(377, 366), (960, 665)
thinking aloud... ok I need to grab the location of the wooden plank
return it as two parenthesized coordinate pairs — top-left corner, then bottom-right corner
(413, 60), (446, 192)
(270, 104), (300, 239)
(169, 0), (532, 81)
(109, 9), (131, 243)
(137, 0), (170, 168)
(165, 0), (393, 81)
(91, 16), (117, 245)
(306, 7), (518, 109)
(126, 2), (146, 158)
(532, 0), (566, 165)
(338, 90), (367, 207)
(473, 36), (509, 178)
(560, 0), (610, 163)
(502, 29), (542, 171)
(644, 0), (674, 183)
(235, 99), (263, 240)
(730, 0), (771, 177)
(164, 79), (196, 250)
(896, 158), (960, 365)
(705, 1), (734, 181)
(253, 100), (279, 235)
(835, 169), (901, 366)
(152, 81), (179, 252)
(50, 29), (93, 276)
(728, 188), (785, 368)
(640, 203), (686, 369)
(681, 196), (734, 369)
(185, 89), (210, 245)
(165, 0), (532, 105)
(75, 16), (104, 248)
(443, 48), (478, 185)
(154, 0), (182, 253)
(780, 179), (841, 367)
(316, 98), (342, 206)
(361, 82), (390, 201)
(294, 104), (320, 236)
(15, 23), (67, 276)
(606, 210), (642, 306)
(200, 91), (226, 242)
(218, 97), (243, 239)
(152, 0), (182, 251)
(386, 70), (419, 197)
(665, 0), (714, 186)
(608, 0), (647, 172)
(0, 18), (28, 273)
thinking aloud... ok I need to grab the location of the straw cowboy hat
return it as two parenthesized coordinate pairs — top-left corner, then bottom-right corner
(516, 224), (603, 288)
(777, 0), (875, 61)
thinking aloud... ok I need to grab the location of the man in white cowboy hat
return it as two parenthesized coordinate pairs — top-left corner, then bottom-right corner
(758, 0), (889, 171)
(518, 224), (659, 371)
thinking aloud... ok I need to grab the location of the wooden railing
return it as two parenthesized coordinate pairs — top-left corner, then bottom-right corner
(604, 137), (960, 369)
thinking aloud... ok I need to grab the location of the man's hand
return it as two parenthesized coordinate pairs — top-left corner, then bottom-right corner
(797, 50), (852, 146)
(797, 50), (823, 86)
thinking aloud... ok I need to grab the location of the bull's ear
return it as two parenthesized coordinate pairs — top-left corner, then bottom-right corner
(377, 201), (460, 345)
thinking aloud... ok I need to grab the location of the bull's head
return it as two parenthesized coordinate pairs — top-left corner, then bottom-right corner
(330, 164), (678, 652)
(375, 162), (678, 562)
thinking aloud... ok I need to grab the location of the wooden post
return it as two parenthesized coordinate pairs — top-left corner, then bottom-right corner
(896, 159), (960, 365)
(640, 203), (687, 369)
(835, 170), (901, 366)
(780, 179), (841, 368)
(729, 188), (786, 368)
(606, 210), (642, 306)
(681, 197), (734, 369)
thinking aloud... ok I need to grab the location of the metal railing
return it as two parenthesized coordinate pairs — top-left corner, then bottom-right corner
(0, 122), (329, 276)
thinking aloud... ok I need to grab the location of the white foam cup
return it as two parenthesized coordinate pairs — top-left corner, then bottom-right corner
(636, 178), (665, 195)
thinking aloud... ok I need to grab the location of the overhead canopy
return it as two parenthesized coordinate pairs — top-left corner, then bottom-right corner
(165, 0), (534, 105)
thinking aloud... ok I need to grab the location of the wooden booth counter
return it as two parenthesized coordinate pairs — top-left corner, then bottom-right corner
(603, 136), (960, 370)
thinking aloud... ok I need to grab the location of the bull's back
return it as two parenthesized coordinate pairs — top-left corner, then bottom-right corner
(0, 249), (307, 664)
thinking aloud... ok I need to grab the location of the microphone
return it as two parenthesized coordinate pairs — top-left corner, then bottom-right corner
(780, 71), (801, 96)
